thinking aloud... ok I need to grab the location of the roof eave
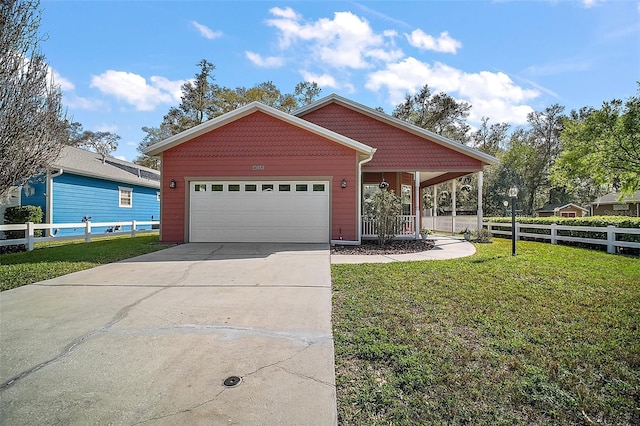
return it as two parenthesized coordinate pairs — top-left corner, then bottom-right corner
(54, 166), (160, 189)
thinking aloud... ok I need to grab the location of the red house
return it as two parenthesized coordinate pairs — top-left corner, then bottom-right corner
(144, 94), (498, 244)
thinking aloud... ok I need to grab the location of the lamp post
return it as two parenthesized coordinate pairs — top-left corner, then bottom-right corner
(508, 185), (519, 256)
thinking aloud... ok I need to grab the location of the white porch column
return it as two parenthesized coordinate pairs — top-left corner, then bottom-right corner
(433, 185), (438, 231)
(452, 178), (457, 236)
(414, 171), (420, 239)
(477, 170), (484, 231)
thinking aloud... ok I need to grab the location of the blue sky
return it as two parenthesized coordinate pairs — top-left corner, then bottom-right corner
(39, 0), (640, 162)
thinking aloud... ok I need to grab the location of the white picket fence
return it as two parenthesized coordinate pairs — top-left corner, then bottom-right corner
(483, 222), (640, 254)
(0, 220), (160, 251)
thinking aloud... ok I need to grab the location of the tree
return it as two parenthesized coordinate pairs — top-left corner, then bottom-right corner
(470, 117), (510, 157)
(136, 60), (323, 168)
(66, 122), (121, 161)
(392, 84), (471, 143)
(552, 85), (640, 196)
(73, 131), (120, 162)
(0, 0), (67, 200)
(504, 104), (566, 214)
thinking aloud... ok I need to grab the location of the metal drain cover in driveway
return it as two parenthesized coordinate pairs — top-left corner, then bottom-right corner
(223, 376), (241, 387)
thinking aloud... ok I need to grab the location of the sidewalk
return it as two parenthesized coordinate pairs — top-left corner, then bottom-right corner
(330, 234), (476, 264)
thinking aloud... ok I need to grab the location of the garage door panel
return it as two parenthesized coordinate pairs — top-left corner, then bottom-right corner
(190, 181), (329, 243)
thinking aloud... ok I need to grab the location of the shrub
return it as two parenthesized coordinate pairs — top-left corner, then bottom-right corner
(473, 227), (492, 243)
(3, 205), (43, 239)
(371, 190), (402, 246)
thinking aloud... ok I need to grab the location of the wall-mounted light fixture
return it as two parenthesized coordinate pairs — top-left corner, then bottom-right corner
(379, 180), (389, 190)
(341, 178), (347, 188)
(169, 179), (177, 189)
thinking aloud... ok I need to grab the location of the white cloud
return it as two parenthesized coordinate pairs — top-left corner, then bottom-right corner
(63, 94), (106, 111)
(90, 70), (187, 111)
(245, 51), (285, 68)
(366, 57), (539, 124)
(51, 69), (75, 91)
(581, 0), (604, 7)
(299, 70), (355, 93)
(95, 123), (118, 133)
(191, 21), (222, 39)
(265, 9), (397, 70)
(405, 29), (462, 54)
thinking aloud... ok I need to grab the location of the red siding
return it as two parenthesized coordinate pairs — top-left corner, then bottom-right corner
(160, 112), (358, 243)
(300, 103), (482, 170)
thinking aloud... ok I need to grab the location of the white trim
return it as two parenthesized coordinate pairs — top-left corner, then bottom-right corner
(118, 186), (133, 208)
(414, 171), (420, 239)
(452, 178), (457, 235)
(356, 152), (375, 243)
(476, 170), (483, 231)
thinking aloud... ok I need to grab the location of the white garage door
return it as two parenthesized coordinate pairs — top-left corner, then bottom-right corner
(189, 180), (330, 243)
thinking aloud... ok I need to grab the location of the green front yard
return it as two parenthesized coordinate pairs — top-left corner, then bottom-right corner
(332, 239), (639, 425)
(2, 234), (638, 424)
(0, 234), (167, 291)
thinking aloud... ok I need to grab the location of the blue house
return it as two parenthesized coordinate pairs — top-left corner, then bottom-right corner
(3, 146), (160, 236)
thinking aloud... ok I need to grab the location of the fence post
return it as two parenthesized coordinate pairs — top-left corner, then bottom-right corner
(26, 222), (34, 251)
(551, 223), (557, 245)
(131, 220), (137, 237)
(607, 225), (615, 254)
(85, 220), (92, 243)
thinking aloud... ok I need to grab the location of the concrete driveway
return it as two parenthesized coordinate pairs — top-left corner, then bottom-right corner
(0, 243), (337, 425)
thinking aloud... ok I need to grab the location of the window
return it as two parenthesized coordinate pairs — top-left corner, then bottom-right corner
(262, 184), (274, 191)
(401, 184), (412, 215)
(119, 187), (132, 208)
(561, 212), (576, 218)
(312, 184), (325, 192)
(211, 184), (223, 191)
(279, 184), (291, 192)
(194, 184), (206, 192)
(228, 184), (240, 192)
(245, 184), (257, 192)
(296, 184), (308, 192)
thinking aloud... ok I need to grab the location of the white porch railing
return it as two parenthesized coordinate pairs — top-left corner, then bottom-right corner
(362, 215), (416, 238)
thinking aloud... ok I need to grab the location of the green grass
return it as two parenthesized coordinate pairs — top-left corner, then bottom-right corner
(332, 239), (640, 425)
(0, 234), (168, 291)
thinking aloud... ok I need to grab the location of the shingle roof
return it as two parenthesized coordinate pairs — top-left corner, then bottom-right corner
(590, 191), (640, 205)
(53, 146), (160, 189)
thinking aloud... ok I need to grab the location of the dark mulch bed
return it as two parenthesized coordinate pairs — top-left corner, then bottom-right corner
(331, 239), (436, 255)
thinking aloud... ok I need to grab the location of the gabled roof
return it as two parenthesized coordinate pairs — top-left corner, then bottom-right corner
(590, 191), (640, 205)
(536, 203), (588, 213)
(294, 94), (499, 166)
(54, 146), (160, 189)
(143, 101), (376, 157)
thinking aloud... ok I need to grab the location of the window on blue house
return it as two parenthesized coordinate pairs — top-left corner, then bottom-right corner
(119, 187), (132, 208)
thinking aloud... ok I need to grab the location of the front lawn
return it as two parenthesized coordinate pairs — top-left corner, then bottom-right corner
(332, 239), (640, 425)
(0, 234), (168, 291)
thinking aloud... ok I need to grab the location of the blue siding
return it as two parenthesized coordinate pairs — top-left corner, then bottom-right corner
(21, 180), (47, 218)
(52, 173), (159, 236)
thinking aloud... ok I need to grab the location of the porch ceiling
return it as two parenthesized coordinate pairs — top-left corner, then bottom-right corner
(363, 169), (478, 188)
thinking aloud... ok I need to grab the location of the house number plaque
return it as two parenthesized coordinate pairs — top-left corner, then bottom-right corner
(252, 165), (265, 171)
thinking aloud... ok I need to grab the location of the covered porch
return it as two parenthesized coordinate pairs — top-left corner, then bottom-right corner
(360, 169), (486, 240)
